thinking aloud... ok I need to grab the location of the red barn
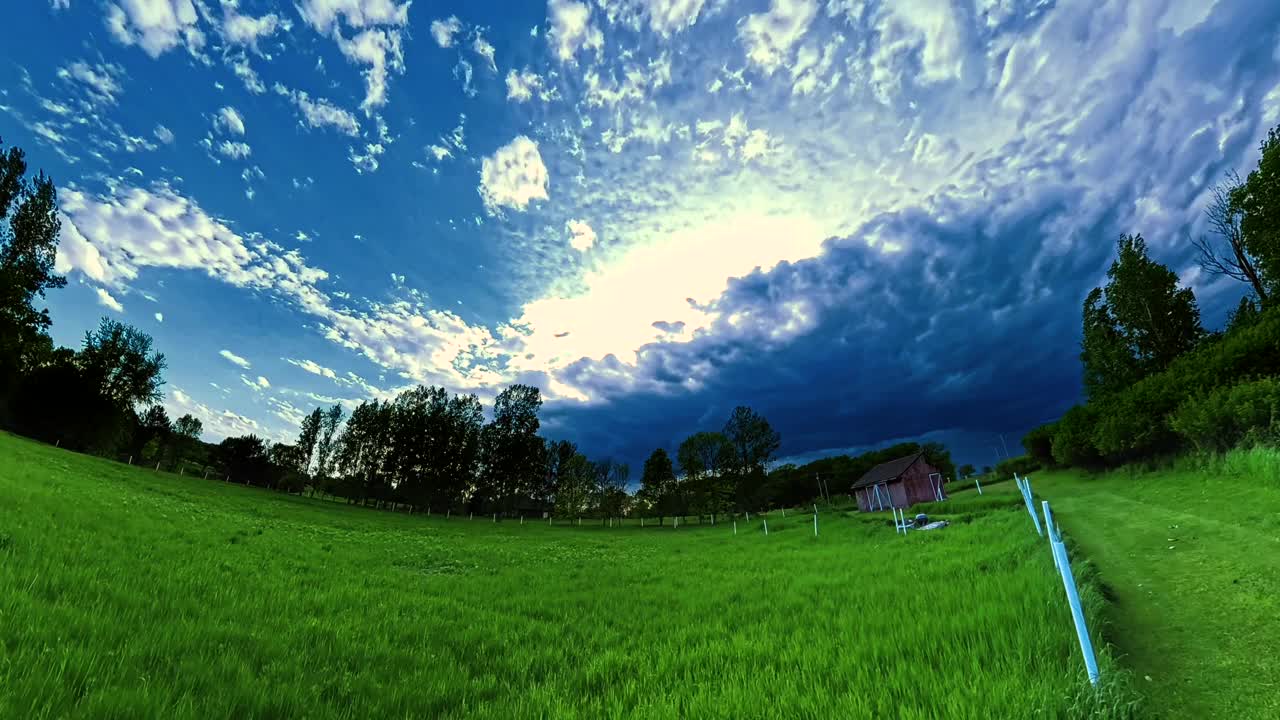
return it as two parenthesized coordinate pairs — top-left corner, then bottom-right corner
(851, 452), (946, 512)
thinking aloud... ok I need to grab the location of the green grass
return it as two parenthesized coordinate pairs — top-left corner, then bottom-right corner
(0, 432), (1133, 719)
(952, 448), (1280, 720)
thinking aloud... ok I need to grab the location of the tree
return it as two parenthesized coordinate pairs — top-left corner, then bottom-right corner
(296, 407), (323, 482)
(981, 465), (992, 475)
(174, 414), (203, 441)
(677, 431), (734, 516)
(478, 384), (543, 512)
(722, 406), (781, 510)
(957, 464), (975, 478)
(638, 448), (678, 522)
(1226, 295), (1262, 333)
(1081, 235), (1204, 397)
(314, 405), (344, 483)
(1230, 125), (1280, 296)
(919, 441), (956, 484)
(133, 405), (172, 463)
(78, 318), (167, 408)
(1191, 172), (1267, 305)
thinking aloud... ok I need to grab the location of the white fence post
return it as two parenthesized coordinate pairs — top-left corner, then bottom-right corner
(813, 513), (819, 537)
(1016, 474), (1043, 536)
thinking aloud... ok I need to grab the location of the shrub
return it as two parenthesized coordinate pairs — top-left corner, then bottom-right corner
(1051, 405), (1104, 468)
(1169, 378), (1280, 453)
(1022, 424), (1055, 468)
(994, 454), (1040, 480)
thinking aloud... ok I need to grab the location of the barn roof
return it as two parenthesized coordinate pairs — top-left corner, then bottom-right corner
(851, 452), (925, 490)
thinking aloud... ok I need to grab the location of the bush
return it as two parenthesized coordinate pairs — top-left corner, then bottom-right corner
(1022, 424), (1055, 468)
(1170, 378), (1280, 453)
(994, 454), (1040, 480)
(1051, 405), (1104, 468)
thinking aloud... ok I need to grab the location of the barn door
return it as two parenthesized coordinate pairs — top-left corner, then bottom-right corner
(928, 473), (944, 502)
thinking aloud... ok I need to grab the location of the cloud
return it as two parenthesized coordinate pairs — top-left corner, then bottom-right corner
(218, 140), (252, 159)
(285, 357), (338, 380)
(566, 219), (597, 251)
(154, 124), (175, 144)
(349, 142), (384, 173)
(430, 16), (462, 48)
(479, 135), (550, 213)
(739, 0), (818, 74)
(220, 4), (283, 50)
(547, 0), (604, 64)
(275, 85), (361, 136)
(51, 0), (70, 9)
(216, 106), (246, 135)
(167, 387), (283, 443)
(472, 32), (498, 72)
(297, 0), (410, 115)
(56, 61), (125, 106)
(505, 68), (548, 102)
(220, 349), (251, 368)
(645, 0), (707, 36)
(154, 312), (164, 322)
(95, 286), (124, 312)
(105, 0), (206, 58)
(338, 28), (404, 114)
(256, 375), (271, 389)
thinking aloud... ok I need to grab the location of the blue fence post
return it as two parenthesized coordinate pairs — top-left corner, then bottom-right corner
(1051, 539), (1101, 685)
(1016, 474), (1043, 536)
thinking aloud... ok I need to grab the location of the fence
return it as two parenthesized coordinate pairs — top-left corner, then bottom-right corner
(1014, 473), (1101, 686)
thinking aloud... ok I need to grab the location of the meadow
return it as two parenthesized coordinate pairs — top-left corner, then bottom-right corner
(0, 431), (1133, 719)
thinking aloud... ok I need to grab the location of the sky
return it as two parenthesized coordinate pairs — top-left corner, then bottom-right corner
(3, 0), (1279, 473)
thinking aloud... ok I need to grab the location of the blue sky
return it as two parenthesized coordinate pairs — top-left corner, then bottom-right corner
(3, 0), (1279, 471)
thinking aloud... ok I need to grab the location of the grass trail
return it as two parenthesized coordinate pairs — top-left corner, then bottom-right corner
(956, 459), (1280, 720)
(0, 432), (1131, 719)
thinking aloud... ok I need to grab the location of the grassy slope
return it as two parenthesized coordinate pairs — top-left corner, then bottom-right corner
(0, 432), (1128, 719)
(952, 453), (1280, 720)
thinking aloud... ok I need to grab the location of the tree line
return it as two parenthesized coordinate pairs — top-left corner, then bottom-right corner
(1022, 124), (1280, 471)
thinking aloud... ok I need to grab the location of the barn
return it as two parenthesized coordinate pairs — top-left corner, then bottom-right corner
(851, 452), (946, 512)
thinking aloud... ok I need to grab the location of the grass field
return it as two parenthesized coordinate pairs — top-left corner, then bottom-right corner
(958, 450), (1280, 720)
(0, 431), (1133, 719)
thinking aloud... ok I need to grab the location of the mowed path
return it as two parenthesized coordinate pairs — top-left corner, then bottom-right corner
(963, 466), (1280, 719)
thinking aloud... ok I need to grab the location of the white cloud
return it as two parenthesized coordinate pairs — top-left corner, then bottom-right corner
(227, 53), (266, 94)
(57, 61), (124, 106)
(739, 0), (818, 74)
(256, 375), (271, 389)
(297, 0), (410, 30)
(220, 4), (283, 50)
(430, 16), (462, 47)
(349, 142), (384, 173)
(338, 28), (404, 115)
(275, 86), (361, 136)
(218, 140), (252, 159)
(51, 0), (71, 9)
(567, 219), (597, 252)
(479, 135), (550, 213)
(95, 287), (124, 312)
(285, 357), (338, 379)
(547, 0), (603, 64)
(646, 0), (706, 35)
(473, 32), (497, 72)
(154, 124), (175, 144)
(220, 349), (252, 368)
(870, 0), (965, 87)
(216, 106), (246, 135)
(105, 0), (206, 58)
(154, 312), (164, 322)
(167, 387), (280, 443)
(427, 145), (452, 161)
(505, 68), (547, 102)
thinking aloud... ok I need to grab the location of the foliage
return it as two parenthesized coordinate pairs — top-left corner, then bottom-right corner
(993, 454), (1041, 481)
(1191, 171), (1267, 304)
(1050, 405), (1103, 468)
(1081, 234), (1205, 398)
(479, 384), (543, 511)
(637, 447), (678, 518)
(78, 318), (167, 409)
(1169, 377), (1280, 453)
(1231, 124), (1280, 297)
(1022, 424), (1055, 468)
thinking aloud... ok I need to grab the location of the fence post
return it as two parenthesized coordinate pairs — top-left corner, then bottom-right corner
(763, 517), (769, 535)
(1052, 539), (1101, 685)
(813, 513), (819, 537)
(1016, 475), (1044, 536)
(733, 520), (737, 536)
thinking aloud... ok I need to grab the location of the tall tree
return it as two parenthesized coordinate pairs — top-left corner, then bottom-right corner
(1230, 125), (1280, 296)
(478, 384), (542, 512)
(1191, 172), (1267, 305)
(638, 448), (678, 521)
(77, 319), (167, 408)
(296, 407), (323, 481)
(677, 431), (734, 516)
(0, 141), (65, 395)
(722, 406), (781, 509)
(314, 404), (344, 483)
(1081, 235), (1204, 397)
